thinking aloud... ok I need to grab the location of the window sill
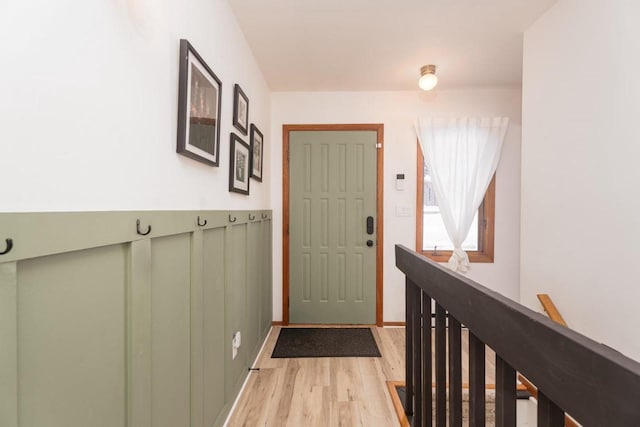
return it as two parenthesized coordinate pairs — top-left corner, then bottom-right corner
(418, 250), (494, 263)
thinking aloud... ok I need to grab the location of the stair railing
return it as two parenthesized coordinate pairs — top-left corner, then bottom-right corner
(517, 294), (576, 426)
(536, 294), (568, 328)
(396, 244), (640, 427)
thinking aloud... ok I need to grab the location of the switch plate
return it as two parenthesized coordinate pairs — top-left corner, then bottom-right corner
(396, 205), (412, 217)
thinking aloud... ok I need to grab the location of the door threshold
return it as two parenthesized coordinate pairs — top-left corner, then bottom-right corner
(282, 323), (377, 328)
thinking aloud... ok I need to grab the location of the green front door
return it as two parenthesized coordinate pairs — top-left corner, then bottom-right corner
(289, 130), (378, 324)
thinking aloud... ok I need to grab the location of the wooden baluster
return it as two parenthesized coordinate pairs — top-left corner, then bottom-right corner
(435, 304), (446, 427)
(496, 355), (516, 427)
(395, 244), (640, 427)
(448, 317), (462, 427)
(405, 278), (414, 416)
(413, 285), (423, 426)
(422, 292), (433, 427)
(469, 331), (486, 427)
(538, 391), (564, 427)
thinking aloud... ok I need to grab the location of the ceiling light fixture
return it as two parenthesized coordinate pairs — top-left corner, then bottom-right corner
(419, 65), (438, 91)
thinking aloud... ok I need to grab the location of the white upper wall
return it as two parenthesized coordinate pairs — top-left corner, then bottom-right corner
(522, 0), (640, 361)
(0, 0), (270, 211)
(271, 89), (522, 322)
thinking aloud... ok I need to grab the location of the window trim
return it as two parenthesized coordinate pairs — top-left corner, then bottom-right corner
(415, 144), (495, 263)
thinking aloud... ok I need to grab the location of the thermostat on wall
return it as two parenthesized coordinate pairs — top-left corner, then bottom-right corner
(396, 173), (405, 191)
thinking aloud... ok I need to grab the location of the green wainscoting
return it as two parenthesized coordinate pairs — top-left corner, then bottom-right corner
(0, 210), (273, 427)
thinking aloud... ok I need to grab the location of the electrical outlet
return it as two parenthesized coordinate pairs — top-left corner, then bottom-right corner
(232, 331), (242, 360)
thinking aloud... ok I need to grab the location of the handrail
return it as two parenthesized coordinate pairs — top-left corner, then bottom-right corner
(517, 374), (579, 427)
(537, 294), (568, 327)
(396, 244), (640, 426)
(525, 294), (572, 426)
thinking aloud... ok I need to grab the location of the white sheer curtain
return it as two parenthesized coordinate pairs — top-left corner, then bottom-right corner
(416, 117), (509, 273)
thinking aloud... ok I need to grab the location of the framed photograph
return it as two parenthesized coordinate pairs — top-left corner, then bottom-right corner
(232, 84), (249, 135)
(250, 124), (263, 182)
(229, 133), (250, 195)
(176, 39), (222, 166)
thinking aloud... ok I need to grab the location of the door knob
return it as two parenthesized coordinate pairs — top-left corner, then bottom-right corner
(366, 240), (374, 247)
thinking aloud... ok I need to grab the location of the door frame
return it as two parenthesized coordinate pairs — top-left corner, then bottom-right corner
(282, 123), (384, 326)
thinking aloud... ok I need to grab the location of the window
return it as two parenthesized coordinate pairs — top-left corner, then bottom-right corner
(416, 144), (495, 262)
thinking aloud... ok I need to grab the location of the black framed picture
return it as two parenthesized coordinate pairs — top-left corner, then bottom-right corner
(232, 84), (249, 135)
(229, 133), (250, 195)
(176, 39), (222, 166)
(250, 124), (263, 182)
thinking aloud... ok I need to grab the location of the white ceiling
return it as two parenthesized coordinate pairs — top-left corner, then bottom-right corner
(227, 0), (558, 91)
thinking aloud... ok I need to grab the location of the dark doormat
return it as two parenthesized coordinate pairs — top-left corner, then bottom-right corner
(271, 328), (381, 358)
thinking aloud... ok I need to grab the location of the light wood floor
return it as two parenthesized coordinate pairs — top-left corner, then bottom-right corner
(226, 327), (496, 427)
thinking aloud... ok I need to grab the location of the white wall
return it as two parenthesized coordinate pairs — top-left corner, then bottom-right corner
(522, 0), (640, 361)
(0, 0), (270, 212)
(271, 89), (522, 322)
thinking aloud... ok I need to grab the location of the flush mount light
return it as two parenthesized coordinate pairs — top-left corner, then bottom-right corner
(419, 65), (438, 91)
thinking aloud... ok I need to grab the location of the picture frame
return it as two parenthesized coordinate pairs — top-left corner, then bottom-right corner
(250, 124), (264, 182)
(229, 133), (251, 195)
(232, 84), (249, 135)
(176, 39), (222, 166)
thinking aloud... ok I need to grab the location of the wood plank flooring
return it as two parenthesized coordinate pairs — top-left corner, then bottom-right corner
(226, 327), (496, 427)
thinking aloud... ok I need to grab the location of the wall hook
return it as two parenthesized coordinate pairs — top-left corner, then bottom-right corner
(229, 215), (237, 223)
(249, 213), (256, 220)
(136, 219), (152, 236)
(0, 238), (13, 255)
(261, 213), (268, 219)
(197, 216), (207, 227)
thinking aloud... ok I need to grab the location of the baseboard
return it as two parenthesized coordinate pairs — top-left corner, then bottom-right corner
(279, 323), (376, 327)
(383, 321), (406, 327)
(271, 321), (284, 326)
(223, 326), (273, 427)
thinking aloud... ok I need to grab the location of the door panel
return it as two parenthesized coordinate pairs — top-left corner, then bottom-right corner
(289, 130), (377, 324)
